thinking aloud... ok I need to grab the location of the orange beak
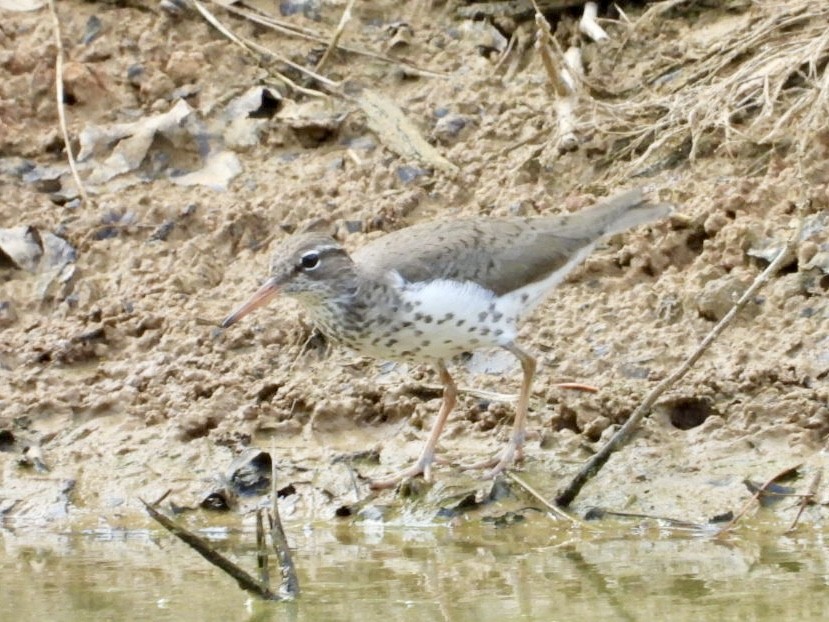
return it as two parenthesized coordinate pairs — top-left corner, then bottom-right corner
(221, 277), (280, 328)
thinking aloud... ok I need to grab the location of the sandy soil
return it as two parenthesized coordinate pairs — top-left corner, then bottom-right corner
(1, 0), (827, 529)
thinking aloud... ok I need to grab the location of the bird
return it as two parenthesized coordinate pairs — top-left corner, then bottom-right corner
(221, 188), (672, 489)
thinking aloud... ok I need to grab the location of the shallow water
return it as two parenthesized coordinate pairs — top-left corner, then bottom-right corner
(3, 514), (829, 622)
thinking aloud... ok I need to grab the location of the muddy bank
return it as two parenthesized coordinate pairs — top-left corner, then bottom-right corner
(1, 1), (828, 529)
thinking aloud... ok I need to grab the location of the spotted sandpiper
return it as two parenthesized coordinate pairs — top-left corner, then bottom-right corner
(222, 188), (672, 489)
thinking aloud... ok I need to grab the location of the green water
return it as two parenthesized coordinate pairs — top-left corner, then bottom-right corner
(2, 516), (828, 621)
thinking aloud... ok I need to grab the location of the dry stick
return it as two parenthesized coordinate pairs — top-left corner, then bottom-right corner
(505, 472), (582, 524)
(715, 464), (801, 537)
(787, 469), (822, 532)
(47, 0), (91, 207)
(242, 36), (338, 90)
(141, 499), (282, 600)
(315, 0), (356, 73)
(555, 214), (803, 508)
(269, 442), (300, 598)
(531, 2), (580, 152)
(579, 1), (609, 42)
(531, 1), (570, 99)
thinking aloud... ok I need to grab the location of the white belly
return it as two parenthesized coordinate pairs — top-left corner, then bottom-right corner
(345, 277), (521, 362)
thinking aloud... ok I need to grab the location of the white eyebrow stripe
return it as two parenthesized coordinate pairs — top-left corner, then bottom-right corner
(304, 245), (342, 255)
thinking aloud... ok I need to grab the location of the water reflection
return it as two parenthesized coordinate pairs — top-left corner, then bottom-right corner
(2, 517), (828, 621)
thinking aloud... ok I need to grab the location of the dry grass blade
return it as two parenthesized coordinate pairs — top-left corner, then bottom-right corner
(192, 0), (250, 52)
(193, 0), (330, 98)
(315, 0), (356, 73)
(217, 1), (448, 78)
(354, 89), (459, 175)
(47, 0), (90, 207)
(591, 0), (829, 178)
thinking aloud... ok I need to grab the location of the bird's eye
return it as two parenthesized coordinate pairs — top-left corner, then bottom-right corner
(299, 252), (320, 270)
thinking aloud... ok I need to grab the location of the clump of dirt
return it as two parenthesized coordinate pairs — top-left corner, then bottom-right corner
(1, 0), (828, 528)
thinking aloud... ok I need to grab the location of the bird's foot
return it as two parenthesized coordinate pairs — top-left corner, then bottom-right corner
(368, 453), (441, 490)
(461, 441), (524, 479)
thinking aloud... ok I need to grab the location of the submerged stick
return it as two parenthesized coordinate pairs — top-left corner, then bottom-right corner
(141, 499), (282, 600)
(787, 469), (821, 533)
(141, 451), (299, 600)
(585, 507), (713, 533)
(506, 472), (582, 524)
(715, 464), (801, 537)
(256, 509), (270, 587)
(270, 444), (300, 598)
(556, 205), (804, 508)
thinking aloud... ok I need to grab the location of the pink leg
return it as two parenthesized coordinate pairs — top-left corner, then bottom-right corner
(465, 343), (537, 477)
(370, 361), (457, 490)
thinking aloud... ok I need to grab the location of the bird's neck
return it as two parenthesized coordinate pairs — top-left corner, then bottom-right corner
(302, 269), (400, 344)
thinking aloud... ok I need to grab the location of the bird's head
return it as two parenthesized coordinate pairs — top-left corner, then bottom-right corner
(221, 232), (356, 328)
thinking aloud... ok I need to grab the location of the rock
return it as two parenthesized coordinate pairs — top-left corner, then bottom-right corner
(62, 61), (106, 106)
(165, 51), (206, 85)
(0, 301), (17, 328)
(434, 114), (471, 144)
(695, 275), (753, 321)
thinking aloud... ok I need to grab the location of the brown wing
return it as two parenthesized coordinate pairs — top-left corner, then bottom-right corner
(352, 188), (671, 296)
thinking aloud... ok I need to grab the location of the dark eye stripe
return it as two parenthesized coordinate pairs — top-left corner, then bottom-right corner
(294, 246), (346, 271)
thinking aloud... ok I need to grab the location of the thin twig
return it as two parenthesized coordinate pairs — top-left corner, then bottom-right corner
(315, 0), (356, 73)
(506, 472), (583, 524)
(242, 36), (338, 91)
(416, 381), (597, 403)
(556, 206), (805, 507)
(787, 469), (822, 532)
(47, 0), (90, 207)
